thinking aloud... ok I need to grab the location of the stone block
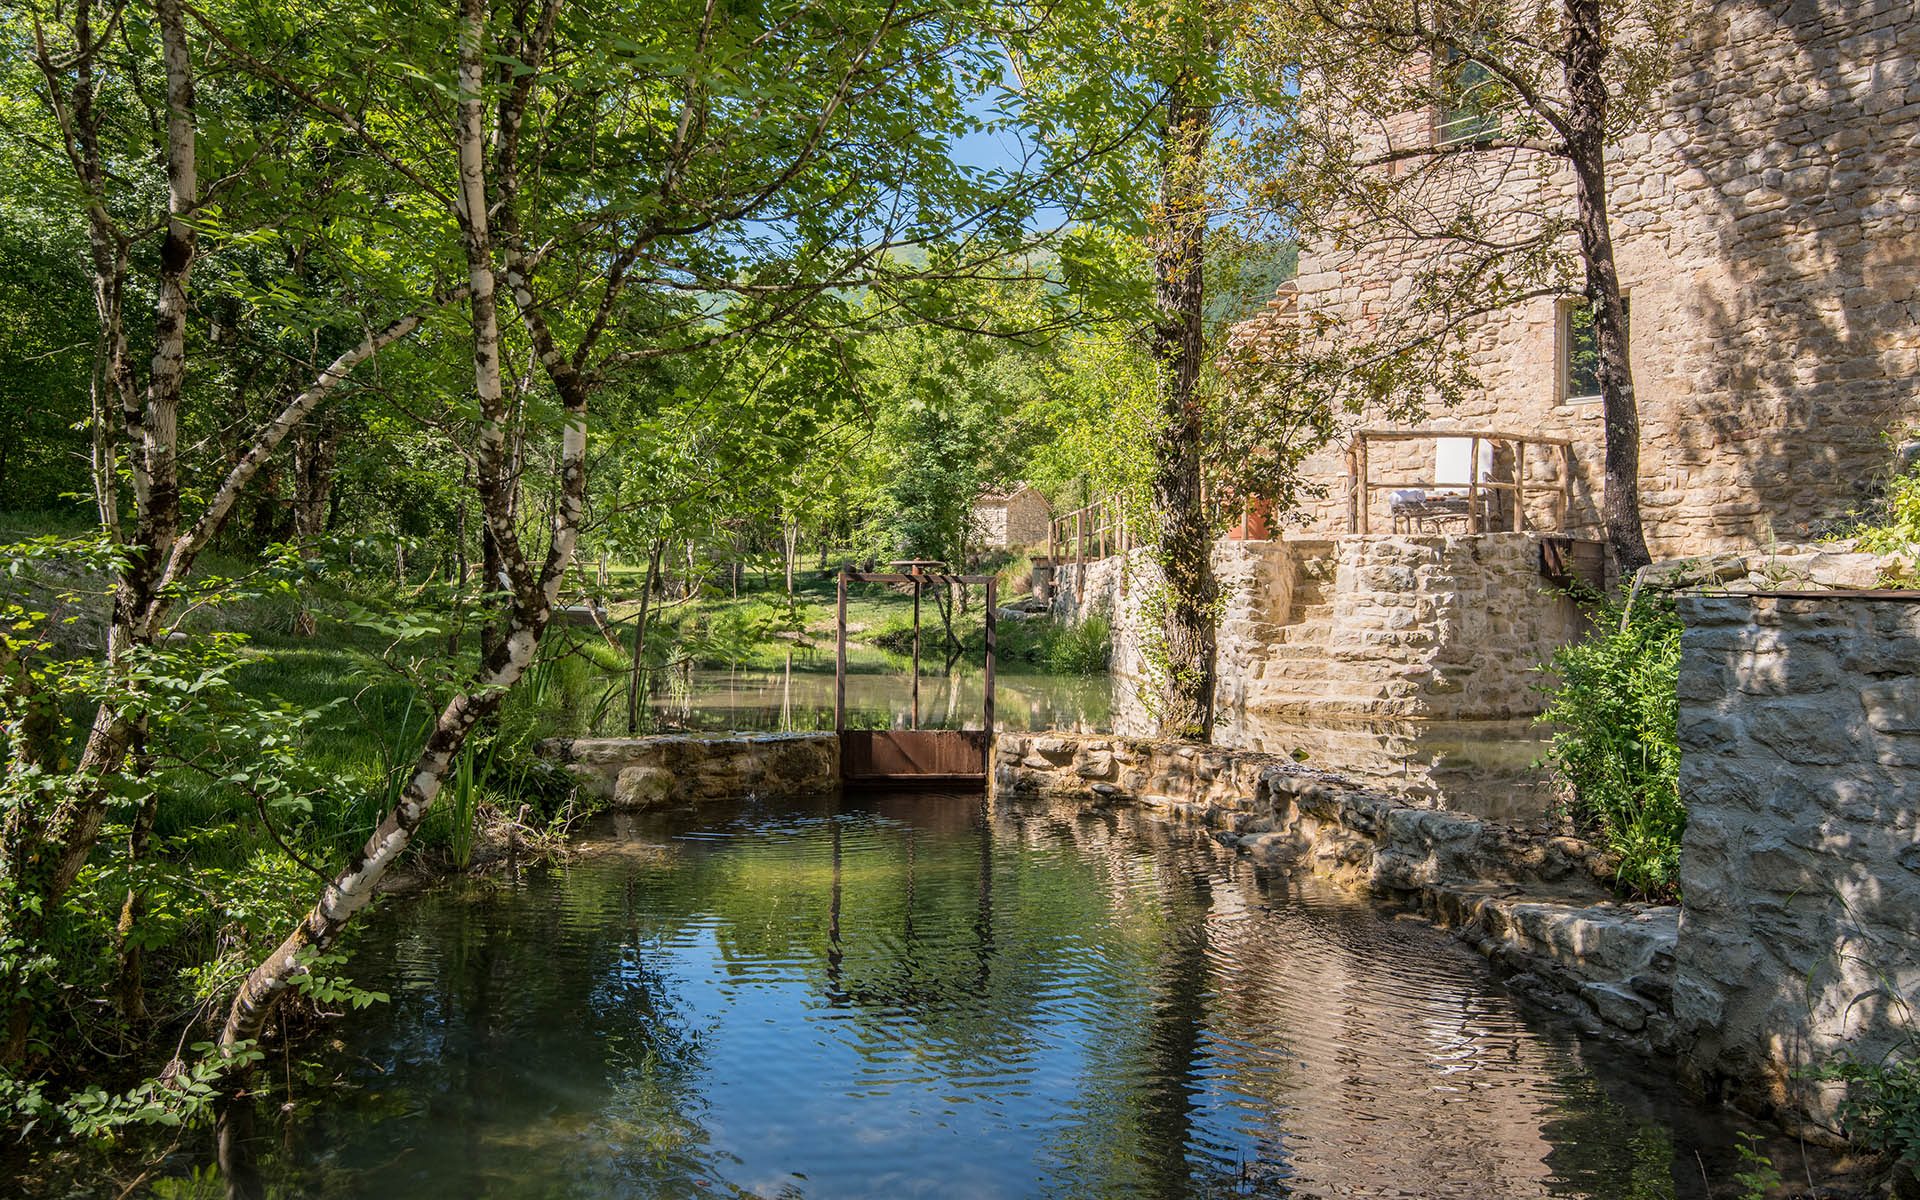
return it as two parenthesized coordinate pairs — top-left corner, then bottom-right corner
(614, 765), (675, 809)
(1677, 709), (1745, 754)
(1732, 646), (1840, 695)
(1075, 750), (1116, 780)
(1670, 976), (1727, 1032)
(1745, 701), (1864, 765)
(1583, 981), (1654, 1032)
(1864, 678), (1920, 732)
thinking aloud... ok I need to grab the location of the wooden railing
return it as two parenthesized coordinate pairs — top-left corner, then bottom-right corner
(1046, 488), (1267, 565)
(1048, 495), (1133, 565)
(1346, 429), (1576, 535)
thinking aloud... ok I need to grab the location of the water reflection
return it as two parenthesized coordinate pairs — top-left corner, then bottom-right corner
(191, 794), (1754, 1199)
(1110, 679), (1562, 826)
(647, 665), (1561, 824)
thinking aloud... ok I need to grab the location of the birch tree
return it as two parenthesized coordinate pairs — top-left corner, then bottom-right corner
(0, 0), (1102, 1114)
(202, 0), (1104, 1051)
(3, 0), (466, 1059)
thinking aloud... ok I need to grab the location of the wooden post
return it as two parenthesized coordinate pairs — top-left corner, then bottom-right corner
(1098, 501), (1107, 559)
(1357, 437), (1371, 534)
(1075, 510), (1084, 572)
(1514, 438), (1528, 534)
(910, 571), (921, 730)
(983, 578), (997, 766)
(834, 569), (847, 734)
(1561, 442), (1575, 531)
(1467, 436), (1482, 533)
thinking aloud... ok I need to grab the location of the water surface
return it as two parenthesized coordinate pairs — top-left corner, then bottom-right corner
(189, 792), (1755, 1199)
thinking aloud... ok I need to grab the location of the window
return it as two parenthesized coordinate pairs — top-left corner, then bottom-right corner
(1560, 296), (1629, 404)
(1433, 44), (1500, 145)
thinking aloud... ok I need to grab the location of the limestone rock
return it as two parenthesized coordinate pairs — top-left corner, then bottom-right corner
(614, 765), (675, 809)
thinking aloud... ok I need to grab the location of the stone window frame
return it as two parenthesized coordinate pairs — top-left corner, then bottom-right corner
(1556, 293), (1630, 406)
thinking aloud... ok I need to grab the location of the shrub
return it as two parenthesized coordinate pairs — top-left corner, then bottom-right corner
(1539, 592), (1685, 900)
(1044, 615), (1111, 676)
(1819, 1052), (1920, 1169)
(868, 615), (921, 656)
(1853, 462), (1920, 585)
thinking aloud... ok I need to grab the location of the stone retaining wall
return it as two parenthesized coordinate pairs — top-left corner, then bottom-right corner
(1050, 532), (1583, 721)
(541, 732), (838, 808)
(993, 731), (1680, 1052)
(1674, 593), (1920, 1130)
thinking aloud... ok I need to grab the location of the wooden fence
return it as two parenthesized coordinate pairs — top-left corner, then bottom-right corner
(1346, 429), (1577, 534)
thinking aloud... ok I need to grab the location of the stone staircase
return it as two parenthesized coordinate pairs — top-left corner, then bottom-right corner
(1248, 541), (1357, 711)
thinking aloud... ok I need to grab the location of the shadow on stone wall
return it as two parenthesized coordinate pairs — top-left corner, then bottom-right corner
(1673, 594), (1920, 1132)
(1661, 0), (1920, 546)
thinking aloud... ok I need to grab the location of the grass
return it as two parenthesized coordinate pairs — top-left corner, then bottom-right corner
(613, 568), (1029, 673)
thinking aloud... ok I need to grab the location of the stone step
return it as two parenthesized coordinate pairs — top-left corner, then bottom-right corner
(1271, 630), (1331, 650)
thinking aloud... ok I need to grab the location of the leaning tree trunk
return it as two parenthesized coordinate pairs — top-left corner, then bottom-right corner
(1147, 73), (1218, 743)
(1564, 0), (1651, 576)
(2, 0), (465, 1069)
(221, 0), (592, 1052)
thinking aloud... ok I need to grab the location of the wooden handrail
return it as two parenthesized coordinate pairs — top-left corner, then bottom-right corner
(1048, 494), (1133, 564)
(1355, 427), (1575, 447)
(1347, 429), (1577, 535)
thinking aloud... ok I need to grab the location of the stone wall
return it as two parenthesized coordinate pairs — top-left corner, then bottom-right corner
(1287, 0), (1920, 558)
(971, 489), (1052, 550)
(1674, 593), (1920, 1130)
(541, 732), (838, 809)
(992, 731), (1682, 1052)
(1053, 532), (1583, 721)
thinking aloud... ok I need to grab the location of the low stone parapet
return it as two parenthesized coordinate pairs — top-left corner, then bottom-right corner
(541, 732), (838, 808)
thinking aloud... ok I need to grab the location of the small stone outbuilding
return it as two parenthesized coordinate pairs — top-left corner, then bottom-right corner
(971, 483), (1052, 550)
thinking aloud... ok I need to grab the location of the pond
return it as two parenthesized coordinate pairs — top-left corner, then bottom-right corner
(171, 792), (1761, 1199)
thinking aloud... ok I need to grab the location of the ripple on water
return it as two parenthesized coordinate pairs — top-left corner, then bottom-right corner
(188, 793), (1759, 1200)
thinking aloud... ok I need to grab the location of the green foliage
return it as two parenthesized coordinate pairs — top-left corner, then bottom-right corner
(1852, 454), (1920, 585)
(1731, 1132), (1782, 1199)
(1042, 617), (1113, 676)
(60, 1046), (262, 1141)
(1539, 593), (1685, 900)
(1819, 1053), (1920, 1166)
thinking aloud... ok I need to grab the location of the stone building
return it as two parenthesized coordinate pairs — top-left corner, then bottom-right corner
(1277, 0), (1920, 559)
(970, 483), (1052, 550)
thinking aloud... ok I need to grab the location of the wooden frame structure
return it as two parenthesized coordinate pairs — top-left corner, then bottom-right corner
(1345, 428), (1576, 535)
(1047, 495), (1133, 567)
(835, 567), (997, 787)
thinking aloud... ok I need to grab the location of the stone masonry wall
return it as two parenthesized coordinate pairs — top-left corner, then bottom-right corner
(1054, 533), (1583, 721)
(1287, 0), (1920, 557)
(1674, 593), (1920, 1130)
(541, 732), (838, 809)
